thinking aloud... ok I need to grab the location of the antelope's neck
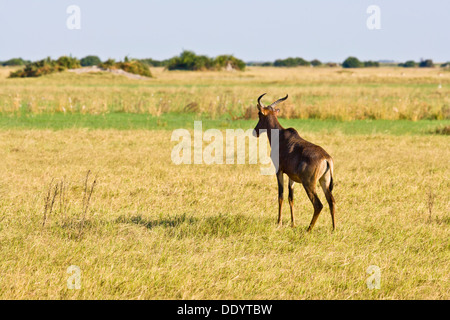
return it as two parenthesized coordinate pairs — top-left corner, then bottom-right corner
(267, 118), (284, 145)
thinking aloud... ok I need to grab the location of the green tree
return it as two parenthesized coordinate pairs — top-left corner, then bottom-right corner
(56, 56), (81, 69)
(214, 55), (246, 71)
(273, 57), (310, 67)
(166, 51), (214, 71)
(364, 60), (380, 67)
(99, 59), (116, 69)
(419, 59), (434, 68)
(80, 55), (101, 66)
(1, 58), (31, 66)
(398, 60), (416, 68)
(310, 59), (322, 67)
(342, 57), (363, 68)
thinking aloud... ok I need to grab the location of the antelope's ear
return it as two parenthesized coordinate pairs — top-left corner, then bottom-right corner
(274, 108), (280, 116)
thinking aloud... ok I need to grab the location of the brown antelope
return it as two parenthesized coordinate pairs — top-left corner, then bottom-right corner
(253, 93), (335, 231)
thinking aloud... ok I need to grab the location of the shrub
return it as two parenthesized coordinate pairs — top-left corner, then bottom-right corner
(166, 50), (215, 71)
(310, 59), (322, 67)
(99, 58), (152, 77)
(214, 55), (246, 71)
(398, 60), (416, 68)
(274, 57), (310, 67)
(165, 51), (245, 71)
(419, 59), (434, 68)
(80, 55), (101, 66)
(117, 60), (152, 77)
(56, 56), (81, 69)
(1, 58), (31, 66)
(139, 58), (167, 67)
(364, 60), (380, 67)
(9, 57), (64, 78)
(246, 61), (273, 67)
(98, 59), (116, 69)
(342, 56), (363, 68)
(9, 56), (82, 78)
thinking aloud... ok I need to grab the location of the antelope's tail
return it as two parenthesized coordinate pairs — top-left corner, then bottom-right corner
(326, 159), (334, 192)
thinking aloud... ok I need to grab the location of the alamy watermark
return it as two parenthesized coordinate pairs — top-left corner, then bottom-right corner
(67, 265), (81, 289)
(171, 121), (279, 175)
(366, 265), (381, 290)
(366, 5), (381, 30)
(66, 5), (81, 30)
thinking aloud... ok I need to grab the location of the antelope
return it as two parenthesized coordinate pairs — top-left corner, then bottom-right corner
(253, 93), (335, 231)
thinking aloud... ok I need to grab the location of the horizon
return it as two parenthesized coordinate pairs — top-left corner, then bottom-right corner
(2, 54), (443, 65)
(0, 0), (449, 63)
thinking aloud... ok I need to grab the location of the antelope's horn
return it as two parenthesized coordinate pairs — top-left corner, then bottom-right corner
(268, 94), (288, 109)
(257, 93), (266, 111)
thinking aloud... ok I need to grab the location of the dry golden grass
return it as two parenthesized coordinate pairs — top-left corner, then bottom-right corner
(1, 66), (449, 120)
(0, 129), (448, 299)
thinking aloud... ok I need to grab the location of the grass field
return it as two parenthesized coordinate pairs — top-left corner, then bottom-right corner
(1, 66), (449, 120)
(0, 66), (449, 299)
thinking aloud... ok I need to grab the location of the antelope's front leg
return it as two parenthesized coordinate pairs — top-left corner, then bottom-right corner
(276, 170), (284, 227)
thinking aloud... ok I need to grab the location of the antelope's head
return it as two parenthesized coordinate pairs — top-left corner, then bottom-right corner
(253, 93), (288, 137)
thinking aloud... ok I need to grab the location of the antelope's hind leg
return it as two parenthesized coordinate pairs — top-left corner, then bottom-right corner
(320, 174), (336, 231)
(303, 181), (323, 232)
(288, 178), (295, 227)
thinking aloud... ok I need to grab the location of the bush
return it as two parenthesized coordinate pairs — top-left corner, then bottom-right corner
(56, 56), (81, 69)
(99, 58), (152, 77)
(9, 56), (151, 78)
(310, 59), (322, 67)
(214, 55), (246, 71)
(98, 59), (116, 69)
(80, 55), (101, 66)
(440, 62), (450, 68)
(246, 61), (273, 67)
(274, 57), (310, 67)
(419, 59), (434, 68)
(139, 58), (167, 67)
(117, 60), (152, 77)
(166, 51), (245, 71)
(9, 57), (66, 78)
(1, 58), (31, 66)
(166, 50), (213, 71)
(342, 57), (363, 68)
(398, 60), (416, 68)
(364, 60), (380, 67)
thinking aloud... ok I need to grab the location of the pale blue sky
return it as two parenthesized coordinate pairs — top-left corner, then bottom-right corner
(0, 0), (449, 62)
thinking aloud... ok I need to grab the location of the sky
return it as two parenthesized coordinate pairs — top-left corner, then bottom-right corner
(0, 0), (449, 63)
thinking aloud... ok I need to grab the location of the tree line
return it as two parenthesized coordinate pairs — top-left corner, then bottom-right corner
(2, 53), (448, 78)
(249, 56), (447, 68)
(3, 51), (247, 77)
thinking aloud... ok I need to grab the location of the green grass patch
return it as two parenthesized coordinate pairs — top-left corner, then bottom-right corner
(0, 112), (449, 135)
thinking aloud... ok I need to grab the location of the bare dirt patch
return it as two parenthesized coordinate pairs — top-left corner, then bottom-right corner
(68, 66), (151, 80)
